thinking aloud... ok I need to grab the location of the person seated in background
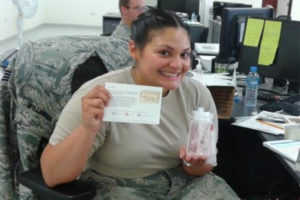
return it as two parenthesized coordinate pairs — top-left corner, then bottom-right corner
(110, 0), (147, 42)
(40, 7), (239, 199)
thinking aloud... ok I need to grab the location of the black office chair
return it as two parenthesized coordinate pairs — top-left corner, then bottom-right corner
(17, 55), (109, 200)
(19, 168), (95, 200)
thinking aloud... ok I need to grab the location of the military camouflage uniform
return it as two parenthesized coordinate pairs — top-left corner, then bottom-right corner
(110, 21), (131, 43)
(0, 35), (133, 200)
(80, 167), (240, 200)
(0, 68), (19, 200)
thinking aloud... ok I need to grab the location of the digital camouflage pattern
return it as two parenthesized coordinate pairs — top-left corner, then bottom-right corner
(0, 69), (19, 200)
(0, 34), (133, 200)
(80, 167), (240, 200)
(110, 22), (131, 43)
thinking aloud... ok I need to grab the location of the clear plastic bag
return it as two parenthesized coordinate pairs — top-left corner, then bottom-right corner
(186, 107), (217, 166)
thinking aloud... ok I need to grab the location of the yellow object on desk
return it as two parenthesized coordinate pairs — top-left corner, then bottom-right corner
(256, 119), (284, 130)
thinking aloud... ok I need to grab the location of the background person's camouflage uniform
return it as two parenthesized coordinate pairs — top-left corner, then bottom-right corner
(0, 34), (133, 200)
(111, 21), (131, 43)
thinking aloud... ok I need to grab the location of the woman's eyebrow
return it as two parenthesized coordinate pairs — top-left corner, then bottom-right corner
(183, 47), (192, 52)
(157, 44), (191, 52)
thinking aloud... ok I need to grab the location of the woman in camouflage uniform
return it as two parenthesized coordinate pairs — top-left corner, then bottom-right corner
(40, 7), (240, 200)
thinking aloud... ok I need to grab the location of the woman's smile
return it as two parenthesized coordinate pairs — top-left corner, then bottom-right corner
(130, 27), (191, 93)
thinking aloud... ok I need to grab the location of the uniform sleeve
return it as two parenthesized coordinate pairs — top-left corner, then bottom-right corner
(49, 88), (107, 156)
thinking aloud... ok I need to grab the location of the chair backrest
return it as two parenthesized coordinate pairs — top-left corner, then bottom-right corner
(3, 36), (112, 199)
(0, 34), (134, 199)
(71, 55), (108, 94)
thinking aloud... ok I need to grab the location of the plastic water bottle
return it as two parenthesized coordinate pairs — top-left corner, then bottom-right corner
(244, 66), (260, 107)
(186, 107), (217, 166)
(191, 12), (197, 22)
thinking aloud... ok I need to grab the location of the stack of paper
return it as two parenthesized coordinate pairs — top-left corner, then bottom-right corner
(194, 43), (219, 55)
(232, 111), (300, 135)
(263, 140), (300, 163)
(191, 72), (234, 87)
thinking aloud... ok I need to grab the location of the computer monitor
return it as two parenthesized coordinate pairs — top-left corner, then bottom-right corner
(185, 0), (200, 17)
(217, 8), (273, 61)
(238, 18), (300, 93)
(213, 1), (252, 20)
(157, 0), (199, 17)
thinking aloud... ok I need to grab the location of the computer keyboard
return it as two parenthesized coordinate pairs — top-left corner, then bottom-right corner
(260, 101), (300, 116)
(283, 94), (300, 104)
(257, 93), (281, 103)
(242, 88), (282, 103)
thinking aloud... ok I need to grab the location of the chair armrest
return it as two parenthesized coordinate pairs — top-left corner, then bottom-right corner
(19, 168), (96, 200)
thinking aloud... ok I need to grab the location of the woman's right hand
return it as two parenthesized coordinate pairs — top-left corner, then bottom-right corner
(81, 85), (111, 134)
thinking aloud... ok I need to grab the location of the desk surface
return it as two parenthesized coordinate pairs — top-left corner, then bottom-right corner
(214, 101), (300, 198)
(259, 130), (300, 185)
(231, 101), (300, 185)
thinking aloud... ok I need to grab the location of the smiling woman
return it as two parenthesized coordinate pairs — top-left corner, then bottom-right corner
(130, 26), (191, 95)
(40, 7), (240, 199)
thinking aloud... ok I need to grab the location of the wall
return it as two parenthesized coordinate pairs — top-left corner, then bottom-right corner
(291, 0), (300, 21)
(146, 0), (157, 6)
(0, 0), (158, 41)
(276, 0), (289, 17)
(42, 0), (156, 26)
(0, 0), (119, 41)
(43, 0), (118, 27)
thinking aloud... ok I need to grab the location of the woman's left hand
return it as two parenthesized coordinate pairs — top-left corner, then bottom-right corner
(179, 146), (213, 176)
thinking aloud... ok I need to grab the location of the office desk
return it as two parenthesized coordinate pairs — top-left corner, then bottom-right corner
(214, 102), (300, 198)
(233, 102), (300, 184)
(259, 132), (300, 185)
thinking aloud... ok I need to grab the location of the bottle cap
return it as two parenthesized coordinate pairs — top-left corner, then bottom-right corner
(192, 107), (213, 120)
(234, 96), (239, 103)
(250, 66), (257, 72)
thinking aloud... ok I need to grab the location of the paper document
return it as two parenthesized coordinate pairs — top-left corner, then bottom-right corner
(194, 43), (219, 55)
(185, 21), (202, 26)
(103, 83), (162, 124)
(191, 72), (234, 87)
(232, 111), (300, 135)
(258, 20), (282, 66)
(243, 18), (264, 47)
(263, 140), (300, 163)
